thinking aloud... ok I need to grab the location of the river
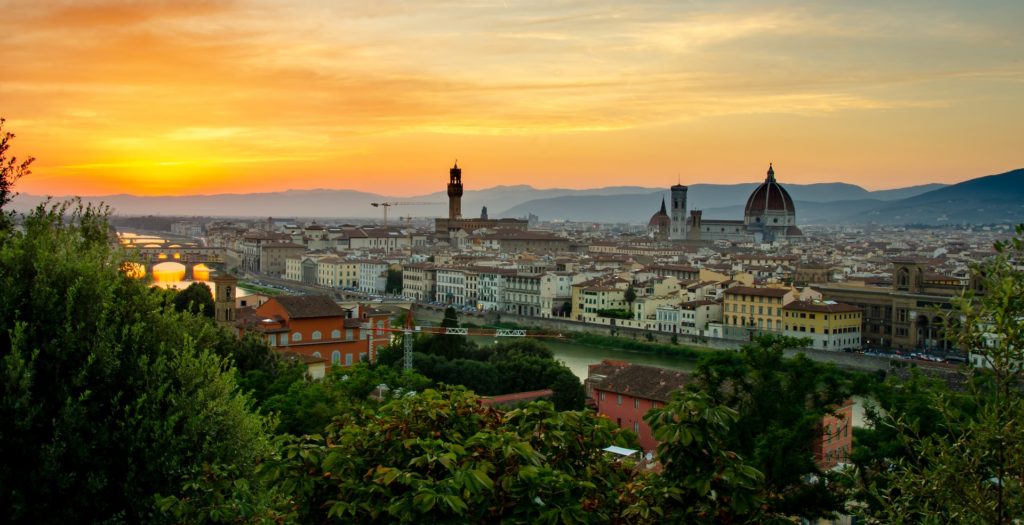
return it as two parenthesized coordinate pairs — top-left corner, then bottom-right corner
(470, 335), (868, 427)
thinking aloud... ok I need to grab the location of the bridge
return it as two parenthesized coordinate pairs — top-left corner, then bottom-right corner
(124, 242), (227, 280)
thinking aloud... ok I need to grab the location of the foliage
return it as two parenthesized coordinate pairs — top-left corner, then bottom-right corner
(0, 117), (34, 232)
(624, 283), (637, 307)
(262, 363), (430, 436)
(410, 337), (586, 410)
(633, 390), (770, 524)
(692, 335), (865, 520)
(172, 281), (215, 317)
(0, 202), (274, 524)
(569, 331), (708, 359)
(596, 308), (633, 319)
(262, 387), (640, 524)
(860, 224), (1024, 524)
(386, 268), (403, 294)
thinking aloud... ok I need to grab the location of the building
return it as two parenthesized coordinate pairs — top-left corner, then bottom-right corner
(669, 184), (688, 240)
(721, 286), (797, 338)
(813, 399), (854, 469)
(589, 363), (692, 452)
(782, 300), (862, 351)
(591, 362), (854, 469)
(434, 163), (528, 239)
(813, 259), (972, 350)
(403, 263), (437, 302)
(647, 198), (671, 240)
(260, 242), (306, 277)
(237, 295), (390, 368)
(682, 164), (803, 244)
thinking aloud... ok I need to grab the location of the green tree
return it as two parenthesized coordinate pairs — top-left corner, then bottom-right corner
(172, 281), (215, 317)
(693, 335), (863, 520)
(263, 388), (638, 524)
(864, 225), (1024, 524)
(624, 284), (637, 316)
(0, 117), (34, 232)
(633, 390), (769, 524)
(386, 268), (403, 294)
(0, 202), (274, 524)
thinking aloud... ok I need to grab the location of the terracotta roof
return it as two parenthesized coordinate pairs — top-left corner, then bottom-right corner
(592, 364), (691, 402)
(273, 295), (345, 319)
(723, 286), (792, 298)
(783, 300), (861, 314)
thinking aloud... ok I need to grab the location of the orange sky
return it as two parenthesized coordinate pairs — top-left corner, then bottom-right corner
(2, 0), (1022, 196)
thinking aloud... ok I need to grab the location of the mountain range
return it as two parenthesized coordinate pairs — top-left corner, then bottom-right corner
(10, 169), (1024, 225)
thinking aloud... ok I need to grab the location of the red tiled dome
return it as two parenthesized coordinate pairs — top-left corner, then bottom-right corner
(649, 198), (671, 227)
(744, 164), (795, 215)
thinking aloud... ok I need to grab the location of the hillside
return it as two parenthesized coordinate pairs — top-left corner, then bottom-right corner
(853, 169), (1024, 225)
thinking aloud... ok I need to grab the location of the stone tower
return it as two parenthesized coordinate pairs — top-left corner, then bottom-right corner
(670, 184), (688, 240)
(447, 162), (463, 220)
(211, 272), (238, 328)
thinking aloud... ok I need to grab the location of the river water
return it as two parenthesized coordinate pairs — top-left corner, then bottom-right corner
(470, 335), (868, 427)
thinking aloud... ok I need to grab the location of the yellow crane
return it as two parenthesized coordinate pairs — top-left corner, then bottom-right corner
(370, 202), (439, 228)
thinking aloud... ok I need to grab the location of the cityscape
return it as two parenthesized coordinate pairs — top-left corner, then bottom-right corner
(2, 1), (1023, 524)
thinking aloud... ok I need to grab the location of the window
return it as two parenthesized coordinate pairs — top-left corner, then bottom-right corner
(280, 334), (288, 345)
(312, 330), (322, 341)
(345, 353), (354, 366)
(312, 351), (321, 358)
(600, 392), (606, 401)
(268, 335), (275, 347)
(359, 352), (367, 362)
(617, 394), (622, 406)
(633, 421), (640, 434)
(331, 351), (341, 365)
(331, 329), (341, 339)
(292, 332), (302, 342)
(634, 398), (640, 409)
(346, 329), (354, 340)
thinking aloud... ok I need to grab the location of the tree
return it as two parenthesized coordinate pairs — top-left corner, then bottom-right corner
(625, 283), (637, 316)
(692, 335), (863, 520)
(262, 388), (639, 524)
(0, 117), (34, 232)
(172, 281), (215, 317)
(0, 202), (274, 523)
(386, 268), (403, 294)
(864, 225), (1024, 524)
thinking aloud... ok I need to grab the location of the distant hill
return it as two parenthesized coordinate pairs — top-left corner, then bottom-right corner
(12, 174), (994, 225)
(496, 182), (945, 223)
(851, 169), (1024, 225)
(10, 185), (662, 219)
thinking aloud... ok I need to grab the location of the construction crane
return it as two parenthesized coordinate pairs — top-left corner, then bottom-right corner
(369, 309), (563, 370)
(370, 202), (440, 228)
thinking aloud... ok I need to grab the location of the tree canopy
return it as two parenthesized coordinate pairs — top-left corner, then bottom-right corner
(0, 202), (274, 523)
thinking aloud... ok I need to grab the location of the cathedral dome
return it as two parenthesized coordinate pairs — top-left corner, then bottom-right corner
(744, 163), (795, 216)
(648, 198), (671, 228)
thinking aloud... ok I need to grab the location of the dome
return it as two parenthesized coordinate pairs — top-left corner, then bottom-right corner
(744, 163), (795, 216)
(648, 198), (671, 227)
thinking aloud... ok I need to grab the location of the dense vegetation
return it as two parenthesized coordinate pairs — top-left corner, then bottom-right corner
(378, 307), (586, 410)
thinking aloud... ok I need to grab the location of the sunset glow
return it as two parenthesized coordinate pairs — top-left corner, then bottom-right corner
(3, 0), (1022, 196)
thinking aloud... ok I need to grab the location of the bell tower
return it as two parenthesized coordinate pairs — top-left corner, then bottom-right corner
(447, 162), (463, 220)
(211, 272), (238, 328)
(670, 183), (688, 240)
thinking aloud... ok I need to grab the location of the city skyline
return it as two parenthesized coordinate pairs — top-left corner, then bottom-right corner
(3, 0), (1022, 197)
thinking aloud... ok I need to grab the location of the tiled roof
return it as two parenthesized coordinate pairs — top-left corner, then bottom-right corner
(274, 295), (345, 319)
(723, 286), (792, 298)
(592, 364), (691, 402)
(783, 300), (861, 314)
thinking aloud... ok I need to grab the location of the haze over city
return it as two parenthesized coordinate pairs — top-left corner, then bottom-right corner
(3, 0), (1022, 197)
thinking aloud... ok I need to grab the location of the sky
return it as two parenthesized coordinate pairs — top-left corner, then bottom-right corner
(2, 0), (1022, 197)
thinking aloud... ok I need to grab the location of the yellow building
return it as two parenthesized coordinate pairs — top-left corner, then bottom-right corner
(571, 277), (629, 322)
(722, 286), (797, 338)
(783, 300), (862, 351)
